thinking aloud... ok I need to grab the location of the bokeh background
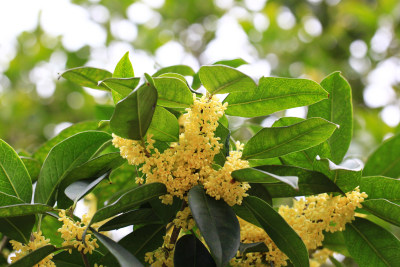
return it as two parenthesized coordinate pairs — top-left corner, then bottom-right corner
(1, 0), (400, 162)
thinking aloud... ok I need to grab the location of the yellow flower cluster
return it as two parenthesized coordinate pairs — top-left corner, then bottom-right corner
(232, 188), (367, 267)
(112, 94), (250, 205)
(144, 234), (175, 267)
(310, 248), (333, 267)
(173, 206), (195, 232)
(10, 231), (55, 267)
(58, 210), (99, 254)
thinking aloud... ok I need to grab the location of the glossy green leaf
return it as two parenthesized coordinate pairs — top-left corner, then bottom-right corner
(64, 173), (109, 204)
(199, 65), (256, 95)
(242, 118), (337, 160)
(20, 156), (41, 182)
(152, 65), (195, 77)
(56, 152), (124, 208)
(362, 199), (400, 227)
(9, 245), (57, 267)
(246, 183), (272, 205)
(0, 139), (32, 205)
(99, 208), (162, 231)
(147, 106), (179, 142)
(243, 196), (309, 267)
(89, 182), (167, 225)
(60, 67), (111, 90)
(343, 217), (400, 267)
(52, 249), (103, 267)
(149, 196), (182, 224)
(110, 83), (158, 140)
(213, 58), (248, 68)
(213, 123), (230, 166)
(174, 234), (216, 267)
(313, 157), (361, 193)
(188, 186), (240, 267)
(232, 168), (298, 189)
(159, 73), (189, 84)
(34, 131), (111, 206)
(33, 121), (102, 164)
(224, 77), (328, 117)
(100, 77), (140, 103)
(360, 176), (400, 203)
(363, 133), (400, 178)
(114, 51), (134, 78)
(253, 165), (341, 198)
(239, 242), (269, 255)
(307, 72), (353, 164)
(153, 76), (193, 108)
(0, 203), (53, 217)
(0, 215), (35, 243)
(92, 229), (143, 267)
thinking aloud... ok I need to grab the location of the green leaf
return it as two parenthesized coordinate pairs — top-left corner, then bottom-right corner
(89, 183), (167, 225)
(363, 133), (400, 178)
(307, 72), (353, 164)
(213, 58), (248, 68)
(56, 152), (125, 208)
(159, 73), (189, 85)
(149, 196), (182, 224)
(147, 106), (179, 142)
(0, 139), (32, 205)
(343, 217), (400, 267)
(34, 131), (112, 206)
(252, 165), (341, 198)
(174, 234), (216, 267)
(9, 245), (57, 267)
(313, 157), (361, 193)
(322, 231), (350, 257)
(0, 215), (35, 243)
(153, 77), (193, 108)
(92, 229), (143, 267)
(100, 77), (140, 103)
(110, 83), (158, 140)
(239, 242), (269, 255)
(246, 183), (272, 205)
(199, 65), (257, 95)
(242, 118), (337, 160)
(213, 123), (230, 166)
(99, 208), (162, 231)
(60, 67), (112, 90)
(20, 156), (41, 182)
(33, 121), (102, 164)
(64, 173), (109, 204)
(362, 199), (400, 227)
(0, 204), (53, 217)
(153, 65), (195, 77)
(243, 196), (309, 267)
(188, 186), (240, 267)
(53, 249), (103, 267)
(360, 176), (400, 203)
(114, 51), (134, 78)
(224, 77), (328, 117)
(232, 168), (298, 189)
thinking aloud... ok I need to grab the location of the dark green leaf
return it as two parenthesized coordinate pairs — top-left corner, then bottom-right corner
(153, 65), (195, 77)
(199, 65), (256, 95)
(213, 58), (248, 68)
(188, 186), (240, 267)
(242, 118), (337, 160)
(33, 121), (102, 164)
(147, 106), (179, 142)
(89, 183), (167, 225)
(232, 167), (298, 189)
(149, 196), (182, 224)
(360, 176), (400, 203)
(224, 77), (328, 117)
(307, 72), (353, 164)
(52, 249), (103, 267)
(0, 139), (32, 205)
(99, 208), (162, 231)
(60, 67), (111, 90)
(114, 51), (134, 78)
(243, 197), (309, 267)
(153, 76), (193, 108)
(343, 217), (400, 267)
(0, 215), (35, 243)
(92, 229), (143, 267)
(362, 199), (400, 227)
(239, 242), (269, 255)
(313, 157), (361, 193)
(110, 83), (158, 140)
(0, 204), (53, 217)
(246, 183), (272, 205)
(363, 133), (400, 178)
(174, 234), (216, 267)
(232, 204), (261, 228)
(34, 131), (111, 206)
(9, 245), (57, 267)
(20, 156), (41, 182)
(213, 123), (230, 166)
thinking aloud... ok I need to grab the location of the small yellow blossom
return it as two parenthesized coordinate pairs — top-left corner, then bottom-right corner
(145, 234), (175, 267)
(10, 231), (55, 266)
(173, 206), (195, 231)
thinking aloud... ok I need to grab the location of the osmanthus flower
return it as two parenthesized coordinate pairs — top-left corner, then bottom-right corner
(231, 188), (368, 267)
(144, 234), (175, 267)
(9, 231), (55, 266)
(112, 94), (251, 206)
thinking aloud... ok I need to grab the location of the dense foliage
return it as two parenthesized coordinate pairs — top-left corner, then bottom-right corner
(1, 54), (400, 266)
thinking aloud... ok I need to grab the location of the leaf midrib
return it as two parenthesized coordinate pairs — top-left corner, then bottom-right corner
(0, 161), (21, 200)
